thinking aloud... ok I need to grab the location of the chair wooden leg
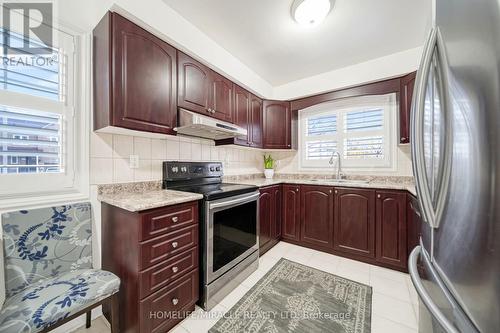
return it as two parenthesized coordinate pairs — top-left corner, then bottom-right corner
(86, 310), (91, 328)
(110, 293), (119, 333)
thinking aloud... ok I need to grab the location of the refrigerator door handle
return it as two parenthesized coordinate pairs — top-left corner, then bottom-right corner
(412, 27), (437, 227)
(409, 246), (459, 333)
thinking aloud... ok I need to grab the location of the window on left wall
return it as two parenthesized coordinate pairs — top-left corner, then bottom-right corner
(0, 24), (82, 198)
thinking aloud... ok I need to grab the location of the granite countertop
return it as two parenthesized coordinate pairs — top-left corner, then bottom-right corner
(233, 178), (416, 196)
(97, 182), (203, 212)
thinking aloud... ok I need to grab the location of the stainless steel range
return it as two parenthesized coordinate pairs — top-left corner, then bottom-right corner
(163, 161), (259, 310)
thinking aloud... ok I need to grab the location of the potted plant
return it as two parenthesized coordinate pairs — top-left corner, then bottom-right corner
(263, 154), (275, 179)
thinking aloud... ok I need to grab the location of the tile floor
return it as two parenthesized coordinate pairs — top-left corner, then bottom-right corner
(76, 242), (419, 333)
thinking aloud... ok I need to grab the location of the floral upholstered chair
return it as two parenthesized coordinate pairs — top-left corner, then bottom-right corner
(0, 202), (120, 333)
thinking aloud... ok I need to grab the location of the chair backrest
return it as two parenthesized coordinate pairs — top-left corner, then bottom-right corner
(1, 202), (93, 297)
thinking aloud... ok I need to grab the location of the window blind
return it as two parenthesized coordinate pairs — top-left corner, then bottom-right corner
(306, 140), (337, 160)
(344, 136), (384, 159)
(345, 109), (383, 132)
(307, 114), (337, 136)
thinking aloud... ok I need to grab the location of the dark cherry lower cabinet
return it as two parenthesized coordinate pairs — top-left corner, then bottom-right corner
(300, 185), (334, 248)
(101, 201), (199, 333)
(376, 190), (407, 269)
(281, 184), (301, 242)
(333, 188), (376, 258)
(259, 185), (282, 255)
(93, 12), (177, 135)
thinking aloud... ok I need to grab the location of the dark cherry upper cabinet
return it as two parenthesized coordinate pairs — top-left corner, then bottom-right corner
(233, 85), (251, 146)
(282, 184), (301, 241)
(178, 52), (233, 122)
(249, 94), (263, 148)
(93, 12), (177, 135)
(177, 52), (210, 115)
(263, 100), (292, 149)
(407, 194), (422, 255)
(259, 185), (282, 255)
(230, 86), (263, 148)
(376, 191), (408, 269)
(300, 185), (334, 248)
(400, 72), (417, 144)
(334, 188), (376, 258)
(209, 72), (233, 122)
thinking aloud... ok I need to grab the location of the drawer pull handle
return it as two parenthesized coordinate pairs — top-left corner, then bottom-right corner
(172, 266), (179, 273)
(172, 298), (179, 305)
(172, 216), (179, 223)
(172, 242), (178, 248)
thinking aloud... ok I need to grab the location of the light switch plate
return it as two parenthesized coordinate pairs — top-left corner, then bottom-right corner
(129, 155), (139, 169)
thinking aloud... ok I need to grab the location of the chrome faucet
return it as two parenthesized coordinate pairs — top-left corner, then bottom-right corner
(329, 151), (342, 180)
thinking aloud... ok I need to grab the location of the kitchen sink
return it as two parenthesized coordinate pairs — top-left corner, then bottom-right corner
(309, 179), (369, 184)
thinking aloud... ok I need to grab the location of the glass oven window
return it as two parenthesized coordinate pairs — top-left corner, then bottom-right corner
(212, 200), (257, 272)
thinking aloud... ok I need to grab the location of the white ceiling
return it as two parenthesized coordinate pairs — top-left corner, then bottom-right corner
(162, 0), (431, 86)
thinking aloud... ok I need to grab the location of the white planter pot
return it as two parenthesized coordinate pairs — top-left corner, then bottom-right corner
(264, 169), (274, 179)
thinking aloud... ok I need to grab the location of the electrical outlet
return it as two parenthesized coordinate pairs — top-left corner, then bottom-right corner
(129, 155), (139, 169)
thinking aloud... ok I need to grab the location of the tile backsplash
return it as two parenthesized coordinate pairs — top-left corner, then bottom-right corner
(90, 132), (413, 185)
(90, 132), (264, 185)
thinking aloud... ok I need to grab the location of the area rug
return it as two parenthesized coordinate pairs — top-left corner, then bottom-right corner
(209, 258), (372, 333)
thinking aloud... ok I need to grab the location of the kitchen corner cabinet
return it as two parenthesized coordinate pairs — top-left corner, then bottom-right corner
(376, 190), (407, 269)
(93, 12), (177, 135)
(399, 71), (417, 144)
(333, 188), (376, 258)
(300, 185), (334, 248)
(263, 100), (292, 149)
(259, 185), (282, 255)
(282, 184), (301, 241)
(177, 52), (233, 122)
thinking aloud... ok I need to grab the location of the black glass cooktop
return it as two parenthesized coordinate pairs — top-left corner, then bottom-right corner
(172, 183), (258, 201)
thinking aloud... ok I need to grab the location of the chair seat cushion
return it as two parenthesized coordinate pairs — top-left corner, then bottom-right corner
(0, 269), (119, 333)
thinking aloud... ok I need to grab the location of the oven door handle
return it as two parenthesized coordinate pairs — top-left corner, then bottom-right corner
(208, 192), (259, 210)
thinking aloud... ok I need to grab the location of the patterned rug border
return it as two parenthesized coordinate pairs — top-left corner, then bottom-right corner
(209, 258), (373, 333)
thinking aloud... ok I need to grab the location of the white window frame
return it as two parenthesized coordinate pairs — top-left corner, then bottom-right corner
(0, 20), (90, 206)
(299, 94), (397, 172)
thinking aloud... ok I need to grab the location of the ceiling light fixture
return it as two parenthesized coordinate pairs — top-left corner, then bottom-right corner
(292, 0), (332, 27)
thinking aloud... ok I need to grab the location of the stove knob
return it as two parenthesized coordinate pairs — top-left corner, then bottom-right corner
(172, 167), (178, 173)
(210, 167), (215, 172)
(181, 167), (187, 173)
(216, 166), (221, 172)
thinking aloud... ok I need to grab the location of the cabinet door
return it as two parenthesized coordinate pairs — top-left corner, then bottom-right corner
(112, 14), (177, 134)
(250, 95), (263, 148)
(259, 188), (273, 251)
(272, 185), (282, 239)
(400, 72), (416, 144)
(334, 188), (376, 258)
(233, 85), (251, 146)
(263, 101), (291, 149)
(300, 185), (334, 248)
(209, 72), (233, 122)
(177, 52), (210, 115)
(407, 194), (422, 255)
(376, 191), (407, 268)
(282, 185), (301, 241)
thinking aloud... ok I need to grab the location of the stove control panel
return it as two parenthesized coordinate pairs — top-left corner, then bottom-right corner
(163, 161), (223, 180)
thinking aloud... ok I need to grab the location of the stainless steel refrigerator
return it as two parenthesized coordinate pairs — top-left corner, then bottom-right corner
(408, 0), (500, 332)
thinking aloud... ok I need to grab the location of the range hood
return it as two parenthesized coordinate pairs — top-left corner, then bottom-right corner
(175, 108), (247, 140)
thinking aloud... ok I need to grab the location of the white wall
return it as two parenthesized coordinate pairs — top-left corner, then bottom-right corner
(273, 47), (423, 100)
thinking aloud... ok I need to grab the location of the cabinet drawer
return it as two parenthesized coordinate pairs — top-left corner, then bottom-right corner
(140, 269), (199, 333)
(141, 202), (198, 241)
(140, 225), (198, 270)
(139, 246), (198, 299)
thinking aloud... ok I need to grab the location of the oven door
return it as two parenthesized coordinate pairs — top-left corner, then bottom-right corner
(205, 191), (259, 284)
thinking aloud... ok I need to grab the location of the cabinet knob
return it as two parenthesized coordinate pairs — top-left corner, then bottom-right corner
(288, 144), (291, 147)
(401, 137), (407, 142)
(335, 190), (338, 194)
(377, 194), (381, 199)
(172, 298), (179, 305)
(172, 241), (178, 248)
(172, 216), (178, 223)
(296, 188), (299, 192)
(329, 190), (332, 194)
(172, 266), (179, 273)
